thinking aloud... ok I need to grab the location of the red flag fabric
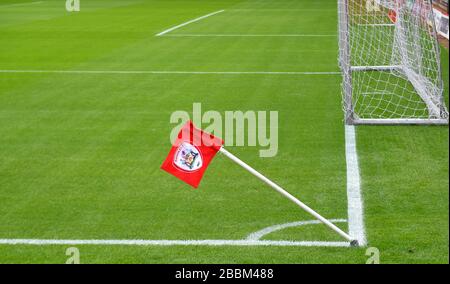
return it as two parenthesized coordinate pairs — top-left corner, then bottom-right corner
(161, 121), (224, 188)
(388, 9), (397, 23)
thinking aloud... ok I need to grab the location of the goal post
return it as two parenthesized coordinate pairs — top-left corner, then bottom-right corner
(338, 0), (449, 125)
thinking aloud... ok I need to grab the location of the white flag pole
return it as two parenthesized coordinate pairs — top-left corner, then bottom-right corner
(219, 147), (357, 245)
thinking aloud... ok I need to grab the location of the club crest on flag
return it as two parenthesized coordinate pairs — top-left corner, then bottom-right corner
(173, 142), (203, 172)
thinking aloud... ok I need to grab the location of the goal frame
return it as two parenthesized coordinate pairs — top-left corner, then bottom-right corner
(338, 0), (449, 125)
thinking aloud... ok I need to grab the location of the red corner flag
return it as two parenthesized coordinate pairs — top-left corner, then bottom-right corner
(160, 122), (356, 244)
(388, 9), (397, 23)
(161, 121), (223, 188)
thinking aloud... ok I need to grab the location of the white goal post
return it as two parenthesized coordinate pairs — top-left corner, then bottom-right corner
(338, 0), (449, 125)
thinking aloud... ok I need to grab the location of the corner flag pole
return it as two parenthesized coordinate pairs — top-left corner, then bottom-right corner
(219, 147), (357, 245)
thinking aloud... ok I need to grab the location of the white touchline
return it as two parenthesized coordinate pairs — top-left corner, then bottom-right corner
(156, 10), (225, 36)
(0, 1), (43, 8)
(0, 70), (341, 75)
(345, 125), (367, 246)
(163, 34), (337, 37)
(0, 239), (350, 247)
(0, 219), (350, 247)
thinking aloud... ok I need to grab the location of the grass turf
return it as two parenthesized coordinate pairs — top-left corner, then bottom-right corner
(0, 0), (448, 263)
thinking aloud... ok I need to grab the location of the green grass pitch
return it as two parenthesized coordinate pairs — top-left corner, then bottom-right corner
(0, 0), (448, 263)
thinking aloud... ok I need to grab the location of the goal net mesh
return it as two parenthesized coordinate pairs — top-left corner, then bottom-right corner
(338, 0), (448, 122)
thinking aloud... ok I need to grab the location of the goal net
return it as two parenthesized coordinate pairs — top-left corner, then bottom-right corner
(338, 0), (449, 124)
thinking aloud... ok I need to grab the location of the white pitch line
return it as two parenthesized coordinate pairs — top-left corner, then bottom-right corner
(0, 1), (43, 8)
(345, 125), (367, 246)
(156, 10), (225, 36)
(0, 239), (350, 247)
(164, 34), (337, 37)
(0, 220), (352, 247)
(0, 70), (340, 75)
(246, 219), (347, 241)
